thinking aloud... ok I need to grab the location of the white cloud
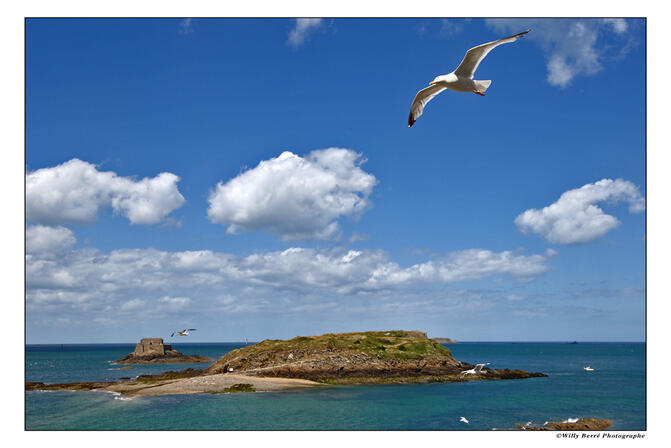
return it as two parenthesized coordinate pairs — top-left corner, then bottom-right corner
(602, 18), (628, 34)
(26, 159), (185, 226)
(348, 232), (369, 243)
(486, 18), (633, 87)
(287, 18), (323, 48)
(26, 244), (552, 317)
(515, 178), (645, 244)
(207, 149), (377, 241)
(119, 296), (190, 314)
(157, 295), (192, 311)
(179, 18), (193, 35)
(440, 19), (466, 36)
(121, 299), (146, 311)
(26, 225), (76, 257)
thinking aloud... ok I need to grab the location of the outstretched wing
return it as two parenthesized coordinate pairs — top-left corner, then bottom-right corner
(171, 332), (175, 337)
(408, 84), (447, 127)
(186, 329), (197, 332)
(454, 30), (530, 79)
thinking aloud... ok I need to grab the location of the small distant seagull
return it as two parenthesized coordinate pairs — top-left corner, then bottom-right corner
(460, 362), (490, 378)
(584, 366), (594, 371)
(460, 417), (469, 424)
(408, 29), (530, 127)
(171, 328), (197, 337)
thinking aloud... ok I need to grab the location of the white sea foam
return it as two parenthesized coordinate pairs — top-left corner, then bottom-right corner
(98, 390), (134, 401)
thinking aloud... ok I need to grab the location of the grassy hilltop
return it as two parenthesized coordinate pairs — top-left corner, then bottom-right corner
(205, 330), (464, 382)
(221, 330), (453, 361)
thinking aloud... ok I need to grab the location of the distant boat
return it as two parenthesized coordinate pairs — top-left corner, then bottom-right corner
(569, 341), (578, 344)
(584, 366), (594, 371)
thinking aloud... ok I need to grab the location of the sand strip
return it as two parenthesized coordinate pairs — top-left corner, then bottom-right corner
(104, 373), (321, 397)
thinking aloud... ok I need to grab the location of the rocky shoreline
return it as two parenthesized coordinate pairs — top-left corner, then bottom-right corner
(114, 352), (212, 364)
(26, 371), (320, 397)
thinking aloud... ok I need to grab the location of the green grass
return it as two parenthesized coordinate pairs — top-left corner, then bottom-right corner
(223, 383), (256, 393)
(213, 330), (453, 366)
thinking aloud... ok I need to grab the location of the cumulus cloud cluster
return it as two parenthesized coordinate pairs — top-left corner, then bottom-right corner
(26, 225), (76, 257)
(287, 18), (323, 48)
(515, 178), (645, 244)
(207, 149), (377, 240)
(26, 245), (552, 313)
(486, 18), (634, 87)
(120, 296), (192, 313)
(26, 159), (185, 226)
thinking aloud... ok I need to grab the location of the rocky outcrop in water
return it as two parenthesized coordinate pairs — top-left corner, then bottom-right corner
(518, 418), (612, 431)
(114, 338), (212, 364)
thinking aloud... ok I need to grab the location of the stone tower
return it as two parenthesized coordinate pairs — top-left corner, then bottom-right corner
(133, 338), (172, 356)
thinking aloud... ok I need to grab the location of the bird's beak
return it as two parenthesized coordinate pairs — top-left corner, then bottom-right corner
(429, 81), (436, 85)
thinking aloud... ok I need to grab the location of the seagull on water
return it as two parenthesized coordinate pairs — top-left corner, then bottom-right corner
(584, 366), (594, 371)
(460, 417), (469, 424)
(460, 362), (490, 378)
(407, 29), (530, 127)
(171, 328), (197, 337)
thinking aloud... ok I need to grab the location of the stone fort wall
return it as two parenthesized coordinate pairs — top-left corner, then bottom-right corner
(133, 338), (173, 356)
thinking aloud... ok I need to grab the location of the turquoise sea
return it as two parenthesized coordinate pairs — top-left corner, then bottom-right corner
(25, 342), (645, 430)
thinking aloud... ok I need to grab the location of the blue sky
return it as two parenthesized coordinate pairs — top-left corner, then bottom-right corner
(25, 18), (646, 343)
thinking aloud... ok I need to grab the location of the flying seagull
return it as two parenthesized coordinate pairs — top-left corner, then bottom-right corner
(460, 417), (470, 424)
(459, 362), (490, 378)
(407, 29), (530, 127)
(171, 328), (196, 337)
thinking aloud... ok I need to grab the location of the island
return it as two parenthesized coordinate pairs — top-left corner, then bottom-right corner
(431, 337), (459, 344)
(113, 338), (212, 364)
(26, 330), (546, 397)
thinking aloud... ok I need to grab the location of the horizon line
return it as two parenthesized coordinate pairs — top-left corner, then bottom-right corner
(25, 340), (647, 345)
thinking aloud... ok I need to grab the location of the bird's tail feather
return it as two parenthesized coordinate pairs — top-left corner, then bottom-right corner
(475, 80), (492, 92)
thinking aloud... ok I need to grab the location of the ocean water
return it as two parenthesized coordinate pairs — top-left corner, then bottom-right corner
(25, 342), (645, 430)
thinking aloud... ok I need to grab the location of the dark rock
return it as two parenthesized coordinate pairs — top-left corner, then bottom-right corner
(518, 418), (612, 431)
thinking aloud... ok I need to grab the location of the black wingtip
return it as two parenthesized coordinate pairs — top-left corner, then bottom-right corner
(408, 115), (415, 127)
